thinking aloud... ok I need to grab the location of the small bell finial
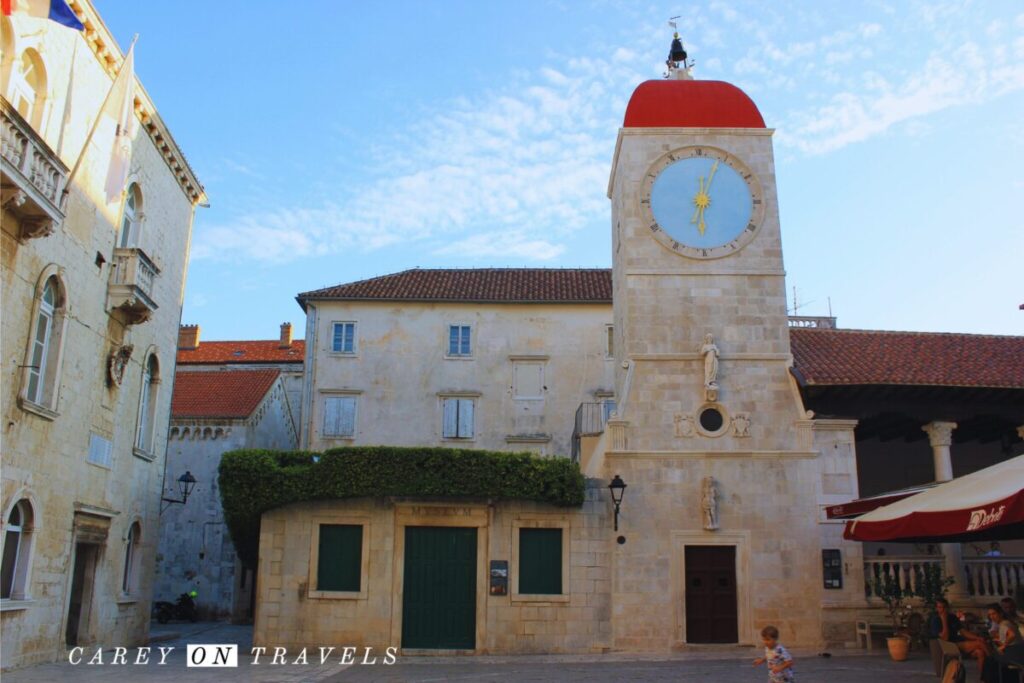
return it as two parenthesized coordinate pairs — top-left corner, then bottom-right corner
(664, 18), (694, 80)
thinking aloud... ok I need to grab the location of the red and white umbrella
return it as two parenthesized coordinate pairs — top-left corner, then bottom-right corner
(844, 455), (1024, 543)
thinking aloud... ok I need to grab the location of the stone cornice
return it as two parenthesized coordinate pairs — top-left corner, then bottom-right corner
(69, 0), (207, 206)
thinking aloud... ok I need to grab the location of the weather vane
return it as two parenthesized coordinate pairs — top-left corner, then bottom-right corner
(665, 16), (694, 79)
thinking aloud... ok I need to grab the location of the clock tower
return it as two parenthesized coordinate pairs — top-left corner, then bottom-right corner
(592, 40), (823, 648)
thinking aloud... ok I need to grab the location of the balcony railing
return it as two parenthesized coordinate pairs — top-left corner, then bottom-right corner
(787, 315), (837, 329)
(571, 401), (613, 462)
(108, 247), (160, 324)
(864, 556), (1024, 602)
(1, 97), (68, 241)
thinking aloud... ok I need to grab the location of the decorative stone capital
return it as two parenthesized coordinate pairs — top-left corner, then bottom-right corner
(922, 421), (957, 447)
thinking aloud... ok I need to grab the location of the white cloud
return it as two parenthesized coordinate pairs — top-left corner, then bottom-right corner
(433, 231), (566, 261)
(192, 49), (640, 265)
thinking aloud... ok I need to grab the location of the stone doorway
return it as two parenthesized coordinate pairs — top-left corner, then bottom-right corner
(65, 542), (99, 647)
(684, 545), (738, 643)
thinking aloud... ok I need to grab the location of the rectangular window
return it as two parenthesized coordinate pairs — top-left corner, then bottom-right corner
(512, 361), (544, 399)
(332, 322), (356, 353)
(323, 396), (357, 437)
(518, 528), (562, 595)
(605, 325), (614, 359)
(442, 398), (474, 439)
(448, 325), (471, 356)
(316, 524), (362, 592)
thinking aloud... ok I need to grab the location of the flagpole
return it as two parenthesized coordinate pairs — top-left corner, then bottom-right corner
(64, 33), (138, 193)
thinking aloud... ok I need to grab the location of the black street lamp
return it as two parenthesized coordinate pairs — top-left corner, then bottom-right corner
(160, 471), (197, 513)
(608, 474), (627, 532)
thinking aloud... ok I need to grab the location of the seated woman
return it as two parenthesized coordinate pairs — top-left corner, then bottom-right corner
(988, 603), (1018, 653)
(928, 599), (988, 676)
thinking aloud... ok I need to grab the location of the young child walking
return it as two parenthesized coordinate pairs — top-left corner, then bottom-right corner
(753, 625), (795, 682)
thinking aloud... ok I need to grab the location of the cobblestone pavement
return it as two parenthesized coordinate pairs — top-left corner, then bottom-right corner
(4, 622), (940, 683)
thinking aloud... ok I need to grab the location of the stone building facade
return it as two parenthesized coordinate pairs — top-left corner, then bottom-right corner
(296, 273), (616, 457)
(155, 324), (303, 621)
(253, 68), (1023, 654)
(1, 1), (205, 670)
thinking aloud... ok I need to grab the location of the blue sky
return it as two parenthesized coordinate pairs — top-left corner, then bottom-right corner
(94, 1), (1024, 340)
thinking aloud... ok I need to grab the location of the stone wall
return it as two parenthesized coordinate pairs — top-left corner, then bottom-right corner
(156, 378), (297, 620)
(301, 301), (614, 457)
(254, 482), (613, 654)
(1, 4), (199, 669)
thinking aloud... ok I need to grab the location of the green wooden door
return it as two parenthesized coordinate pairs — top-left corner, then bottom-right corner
(402, 526), (477, 649)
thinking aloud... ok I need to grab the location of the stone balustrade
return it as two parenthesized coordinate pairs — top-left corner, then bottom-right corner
(865, 555), (1024, 603)
(1, 97), (68, 241)
(108, 247), (160, 324)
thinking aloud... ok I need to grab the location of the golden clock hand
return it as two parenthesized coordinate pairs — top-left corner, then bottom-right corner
(705, 161), (719, 191)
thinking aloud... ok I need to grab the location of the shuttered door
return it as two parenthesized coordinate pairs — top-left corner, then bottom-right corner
(402, 526), (477, 649)
(684, 545), (738, 643)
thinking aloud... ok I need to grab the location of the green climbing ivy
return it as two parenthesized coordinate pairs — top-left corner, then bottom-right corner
(218, 446), (585, 568)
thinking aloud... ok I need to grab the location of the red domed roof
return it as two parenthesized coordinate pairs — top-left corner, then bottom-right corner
(623, 80), (765, 128)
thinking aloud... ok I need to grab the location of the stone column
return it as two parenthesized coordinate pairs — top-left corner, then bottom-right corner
(922, 421), (957, 483)
(922, 421), (967, 599)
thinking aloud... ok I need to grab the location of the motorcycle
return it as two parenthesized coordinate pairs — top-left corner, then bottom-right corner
(155, 590), (198, 624)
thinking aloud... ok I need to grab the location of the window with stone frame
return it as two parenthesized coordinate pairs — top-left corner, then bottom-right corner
(134, 354), (159, 455)
(442, 398), (474, 439)
(447, 324), (472, 357)
(1, 500), (34, 601)
(331, 322), (356, 354)
(518, 527), (563, 595)
(21, 273), (66, 415)
(316, 524), (362, 592)
(121, 522), (141, 595)
(119, 184), (143, 248)
(323, 396), (357, 438)
(9, 48), (47, 129)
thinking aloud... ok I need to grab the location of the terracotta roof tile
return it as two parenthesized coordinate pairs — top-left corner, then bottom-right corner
(176, 340), (305, 365)
(790, 328), (1024, 389)
(297, 268), (613, 307)
(171, 370), (280, 419)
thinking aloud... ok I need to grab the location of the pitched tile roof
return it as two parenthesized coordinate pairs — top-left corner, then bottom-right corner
(171, 370), (280, 419)
(297, 268), (613, 308)
(790, 328), (1024, 389)
(176, 340), (305, 365)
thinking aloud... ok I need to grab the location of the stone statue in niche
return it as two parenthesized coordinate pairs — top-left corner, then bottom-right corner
(107, 344), (134, 387)
(701, 476), (719, 531)
(674, 413), (695, 438)
(732, 412), (751, 438)
(700, 333), (719, 402)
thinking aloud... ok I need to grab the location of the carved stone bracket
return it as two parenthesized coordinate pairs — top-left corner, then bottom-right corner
(107, 344), (134, 387)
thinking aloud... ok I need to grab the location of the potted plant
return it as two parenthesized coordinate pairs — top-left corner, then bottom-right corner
(910, 563), (956, 650)
(874, 572), (911, 661)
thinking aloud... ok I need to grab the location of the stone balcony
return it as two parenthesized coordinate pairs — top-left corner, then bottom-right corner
(108, 247), (160, 324)
(1, 97), (68, 241)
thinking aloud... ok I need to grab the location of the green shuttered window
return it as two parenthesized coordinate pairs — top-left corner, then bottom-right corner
(317, 524), (362, 592)
(518, 528), (562, 594)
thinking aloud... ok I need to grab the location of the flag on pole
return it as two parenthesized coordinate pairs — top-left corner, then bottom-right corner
(103, 42), (135, 204)
(2, 0), (85, 30)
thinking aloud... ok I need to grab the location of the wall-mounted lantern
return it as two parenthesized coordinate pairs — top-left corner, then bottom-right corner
(609, 474), (627, 532)
(160, 471), (197, 514)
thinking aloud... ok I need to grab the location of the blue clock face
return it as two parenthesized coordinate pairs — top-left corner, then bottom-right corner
(641, 147), (765, 259)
